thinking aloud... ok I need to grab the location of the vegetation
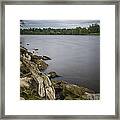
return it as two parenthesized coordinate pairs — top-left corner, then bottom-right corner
(20, 23), (100, 35)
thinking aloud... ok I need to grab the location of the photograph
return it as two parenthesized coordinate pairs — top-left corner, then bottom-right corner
(20, 20), (100, 100)
(2, 1), (118, 118)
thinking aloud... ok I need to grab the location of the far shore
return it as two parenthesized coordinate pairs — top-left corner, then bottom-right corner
(20, 33), (100, 36)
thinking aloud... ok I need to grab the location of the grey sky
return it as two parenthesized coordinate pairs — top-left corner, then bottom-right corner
(20, 20), (100, 29)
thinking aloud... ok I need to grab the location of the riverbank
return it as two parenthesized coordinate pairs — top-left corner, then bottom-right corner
(20, 46), (100, 100)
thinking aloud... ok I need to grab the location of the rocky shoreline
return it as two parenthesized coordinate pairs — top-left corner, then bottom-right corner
(20, 46), (100, 100)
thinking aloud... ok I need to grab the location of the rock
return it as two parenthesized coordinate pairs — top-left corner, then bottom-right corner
(20, 46), (55, 100)
(20, 97), (25, 100)
(33, 48), (38, 51)
(30, 54), (48, 71)
(31, 54), (43, 61)
(22, 57), (55, 100)
(20, 76), (41, 100)
(31, 55), (51, 61)
(20, 46), (28, 55)
(20, 77), (31, 89)
(63, 84), (85, 99)
(31, 54), (39, 60)
(51, 80), (97, 100)
(42, 55), (51, 60)
(20, 61), (30, 77)
(51, 80), (81, 99)
(84, 92), (100, 100)
(20, 61), (22, 66)
(35, 59), (48, 71)
(25, 53), (31, 60)
(47, 71), (60, 79)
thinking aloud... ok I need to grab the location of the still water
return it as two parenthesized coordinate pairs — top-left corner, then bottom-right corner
(20, 35), (100, 93)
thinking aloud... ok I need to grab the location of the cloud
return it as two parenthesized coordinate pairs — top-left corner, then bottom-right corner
(20, 20), (100, 29)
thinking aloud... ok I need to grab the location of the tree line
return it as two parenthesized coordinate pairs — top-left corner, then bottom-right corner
(20, 23), (100, 35)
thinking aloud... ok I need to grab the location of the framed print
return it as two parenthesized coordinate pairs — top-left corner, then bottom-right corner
(0, 0), (119, 119)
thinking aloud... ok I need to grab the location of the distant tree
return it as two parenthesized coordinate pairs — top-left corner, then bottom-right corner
(88, 23), (100, 34)
(20, 23), (100, 35)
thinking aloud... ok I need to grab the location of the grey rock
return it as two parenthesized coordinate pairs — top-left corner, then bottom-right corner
(47, 71), (60, 79)
(85, 92), (100, 100)
(42, 55), (51, 60)
(22, 57), (55, 100)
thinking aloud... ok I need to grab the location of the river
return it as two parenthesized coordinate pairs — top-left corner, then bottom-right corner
(20, 35), (100, 93)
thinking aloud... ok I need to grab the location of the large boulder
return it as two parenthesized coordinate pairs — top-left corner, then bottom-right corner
(21, 57), (55, 100)
(20, 47), (55, 100)
(52, 80), (97, 100)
